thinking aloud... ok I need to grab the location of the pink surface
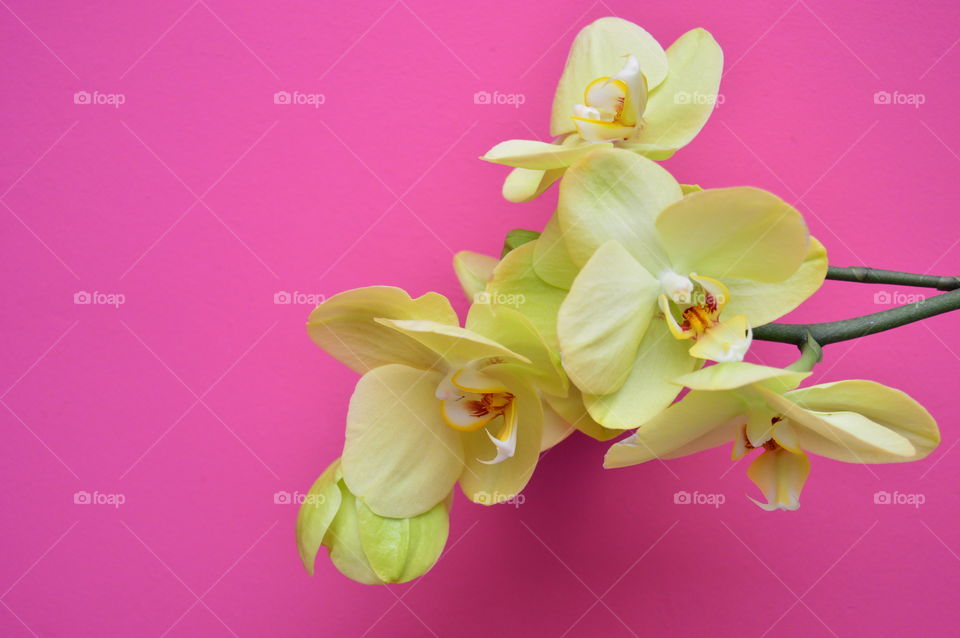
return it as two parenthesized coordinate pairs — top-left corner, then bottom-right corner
(2, 1), (959, 636)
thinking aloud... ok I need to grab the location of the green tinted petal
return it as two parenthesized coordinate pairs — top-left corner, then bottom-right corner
(486, 241), (568, 351)
(558, 148), (681, 271)
(655, 187), (809, 283)
(532, 213), (579, 290)
(628, 28), (723, 154)
(296, 459), (344, 576)
(355, 497), (449, 584)
(583, 322), (700, 428)
(325, 481), (383, 585)
(557, 241), (659, 395)
(466, 303), (568, 397)
(723, 237), (828, 327)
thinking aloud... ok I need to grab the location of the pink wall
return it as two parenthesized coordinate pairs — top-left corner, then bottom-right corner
(2, 1), (959, 636)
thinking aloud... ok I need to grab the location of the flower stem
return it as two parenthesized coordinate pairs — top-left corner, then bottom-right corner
(753, 288), (960, 348)
(826, 266), (960, 291)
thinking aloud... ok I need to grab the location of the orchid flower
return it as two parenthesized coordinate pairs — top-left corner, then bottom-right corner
(296, 459), (450, 584)
(605, 362), (940, 510)
(481, 17), (722, 202)
(484, 148), (826, 428)
(306, 286), (567, 518)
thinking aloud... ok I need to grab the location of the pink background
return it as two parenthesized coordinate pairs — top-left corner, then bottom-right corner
(2, 1), (959, 636)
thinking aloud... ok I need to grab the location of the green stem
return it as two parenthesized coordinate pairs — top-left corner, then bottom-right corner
(753, 288), (960, 347)
(826, 266), (960, 291)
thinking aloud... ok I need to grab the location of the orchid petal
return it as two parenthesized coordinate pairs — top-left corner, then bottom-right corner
(342, 365), (464, 518)
(627, 28), (723, 155)
(746, 448), (809, 511)
(557, 241), (660, 395)
(453, 251), (498, 301)
(723, 237), (828, 327)
(655, 187), (809, 283)
(558, 148), (681, 272)
(459, 371), (543, 503)
(687, 314), (752, 362)
(784, 380), (939, 461)
(466, 303), (568, 397)
(375, 318), (529, 368)
(502, 166), (564, 203)
(486, 241), (567, 350)
(296, 459), (344, 576)
(532, 213), (579, 290)
(482, 138), (609, 169)
(307, 286), (458, 373)
(604, 389), (744, 467)
(584, 322), (701, 428)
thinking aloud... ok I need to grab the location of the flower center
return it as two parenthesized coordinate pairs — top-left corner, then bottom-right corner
(571, 55), (647, 143)
(435, 364), (519, 465)
(658, 273), (752, 362)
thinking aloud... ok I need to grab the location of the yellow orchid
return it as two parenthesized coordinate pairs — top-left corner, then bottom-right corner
(484, 148), (827, 428)
(605, 362), (940, 510)
(306, 286), (568, 518)
(296, 458), (450, 584)
(481, 17), (722, 202)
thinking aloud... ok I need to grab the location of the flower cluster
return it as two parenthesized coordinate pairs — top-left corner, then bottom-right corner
(297, 17), (941, 584)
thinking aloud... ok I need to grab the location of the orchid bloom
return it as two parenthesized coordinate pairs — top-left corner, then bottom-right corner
(306, 286), (567, 518)
(605, 362), (940, 510)
(296, 459), (450, 584)
(481, 17), (722, 202)
(546, 148), (822, 427)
